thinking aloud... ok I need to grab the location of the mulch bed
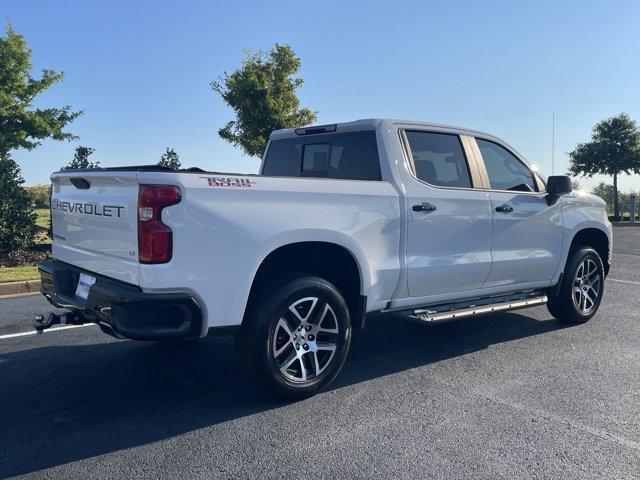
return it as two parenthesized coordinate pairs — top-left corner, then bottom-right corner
(0, 247), (51, 268)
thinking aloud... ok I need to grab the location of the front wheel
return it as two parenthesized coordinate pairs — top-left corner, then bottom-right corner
(236, 276), (352, 399)
(547, 246), (605, 324)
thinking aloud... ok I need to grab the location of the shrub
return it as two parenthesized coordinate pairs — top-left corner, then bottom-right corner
(0, 153), (37, 255)
(25, 184), (51, 207)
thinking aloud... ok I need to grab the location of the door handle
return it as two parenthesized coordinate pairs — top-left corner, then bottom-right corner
(412, 202), (437, 212)
(495, 204), (514, 213)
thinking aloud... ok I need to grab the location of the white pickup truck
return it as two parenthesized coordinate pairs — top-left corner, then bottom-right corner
(39, 119), (612, 398)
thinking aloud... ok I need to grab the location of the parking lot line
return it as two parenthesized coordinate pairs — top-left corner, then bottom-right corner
(0, 278), (635, 342)
(608, 278), (640, 285)
(0, 323), (95, 340)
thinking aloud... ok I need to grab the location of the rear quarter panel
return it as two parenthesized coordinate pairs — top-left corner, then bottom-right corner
(137, 172), (401, 329)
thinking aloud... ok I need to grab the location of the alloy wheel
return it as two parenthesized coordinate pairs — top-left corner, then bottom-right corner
(572, 257), (601, 315)
(271, 297), (340, 383)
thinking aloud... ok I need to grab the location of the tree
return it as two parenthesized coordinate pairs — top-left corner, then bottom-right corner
(0, 23), (81, 253)
(25, 184), (51, 207)
(0, 153), (36, 254)
(591, 181), (637, 216)
(66, 146), (98, 169)
(591, 182), (615, 211)
(158, 147), (181, 169)
(212, 44), (316, 157)
(568, 113), (640, 220)
(0, 24), (82, 158)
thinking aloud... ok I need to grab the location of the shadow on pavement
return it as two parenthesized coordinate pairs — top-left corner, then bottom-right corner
(0, 311), (568, 478)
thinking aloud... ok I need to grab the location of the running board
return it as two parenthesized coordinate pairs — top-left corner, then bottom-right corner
(406, 293), (548, 323)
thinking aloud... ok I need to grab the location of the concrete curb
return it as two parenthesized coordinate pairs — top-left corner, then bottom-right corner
(0, 280), (41, 298)
(612, 222), (640, 228)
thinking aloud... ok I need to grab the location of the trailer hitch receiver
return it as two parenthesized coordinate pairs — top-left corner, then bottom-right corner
(34, 312), (88, 334)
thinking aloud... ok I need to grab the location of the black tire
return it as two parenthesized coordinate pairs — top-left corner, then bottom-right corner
(236, 275), (352, 399)
(547, 246), (605, 324)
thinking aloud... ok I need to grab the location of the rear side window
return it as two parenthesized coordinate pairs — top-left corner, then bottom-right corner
(404, 131), (472, 188)
(475, 139), (537, 192)
(261, 138), (302, 177)
(262, 130), (382, 181)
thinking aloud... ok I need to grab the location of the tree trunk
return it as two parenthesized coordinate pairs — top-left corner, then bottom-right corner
(613, 172), (620, 221)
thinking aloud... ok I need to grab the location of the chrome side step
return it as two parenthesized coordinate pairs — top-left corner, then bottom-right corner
(409, 294), (548, 323)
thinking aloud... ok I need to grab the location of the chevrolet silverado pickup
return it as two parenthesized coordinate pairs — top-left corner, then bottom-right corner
(38, 119), (612, 398)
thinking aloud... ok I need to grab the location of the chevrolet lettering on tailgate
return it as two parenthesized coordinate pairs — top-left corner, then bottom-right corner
(51, 199), (125, 218)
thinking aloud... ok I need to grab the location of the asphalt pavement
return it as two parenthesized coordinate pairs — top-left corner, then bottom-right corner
(0, 226), (639, 479)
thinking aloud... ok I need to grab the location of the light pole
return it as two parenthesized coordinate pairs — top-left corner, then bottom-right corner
(551, 111), (555, 176)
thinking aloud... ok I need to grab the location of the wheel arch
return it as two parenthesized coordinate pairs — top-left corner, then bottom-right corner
(245, 239), (368, 329)
(567, 227), (610, 276)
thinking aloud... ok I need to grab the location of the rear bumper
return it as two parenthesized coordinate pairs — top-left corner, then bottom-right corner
(38, 260), (203, 340)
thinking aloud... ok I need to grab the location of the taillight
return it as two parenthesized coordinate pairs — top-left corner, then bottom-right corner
(138, 185), (181, 264)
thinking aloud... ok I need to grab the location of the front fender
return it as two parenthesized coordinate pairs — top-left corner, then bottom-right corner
(555, 193), (612, 282)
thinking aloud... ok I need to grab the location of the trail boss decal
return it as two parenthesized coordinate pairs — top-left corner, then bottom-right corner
(52, 199), (124, 218)
(202, 176), (255, 188)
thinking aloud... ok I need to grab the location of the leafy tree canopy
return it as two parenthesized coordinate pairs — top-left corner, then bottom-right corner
(1, 23), (81, 254)
(158, 147), (181, 169)
(568, 112), (640, 219)
(568, 113), (640, 177)
(212, 44), (317, 157)
(66, 146), (98, 169)
(0, 24), (82, 157)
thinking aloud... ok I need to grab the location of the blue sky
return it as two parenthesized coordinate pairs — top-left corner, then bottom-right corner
(4, 0), (640, 191)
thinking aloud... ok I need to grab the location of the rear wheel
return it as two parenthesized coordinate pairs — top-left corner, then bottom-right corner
(547, 246), (605, 323)
(236, 276), (351, 399)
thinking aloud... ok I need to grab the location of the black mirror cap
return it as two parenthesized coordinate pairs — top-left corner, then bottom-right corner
(546, 175), (572, 195)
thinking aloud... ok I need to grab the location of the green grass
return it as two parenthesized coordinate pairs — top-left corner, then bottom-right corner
(0, 265), (40, 283)
(0, 209), (51, 283)
(35, 208), (50, 229)
(34, 208), (51, 246)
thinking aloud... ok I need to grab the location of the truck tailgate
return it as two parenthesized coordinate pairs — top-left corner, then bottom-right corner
(50, 171), (140, 285)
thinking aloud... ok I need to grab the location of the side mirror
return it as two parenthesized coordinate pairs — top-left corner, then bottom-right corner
(545, 175), (572, 205)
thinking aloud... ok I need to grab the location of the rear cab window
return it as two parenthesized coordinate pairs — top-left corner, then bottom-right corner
(404, 131), (473, 188)
(262, 130), (382, 181)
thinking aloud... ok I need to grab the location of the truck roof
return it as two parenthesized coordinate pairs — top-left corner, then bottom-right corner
(269, 118), (495, 140)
